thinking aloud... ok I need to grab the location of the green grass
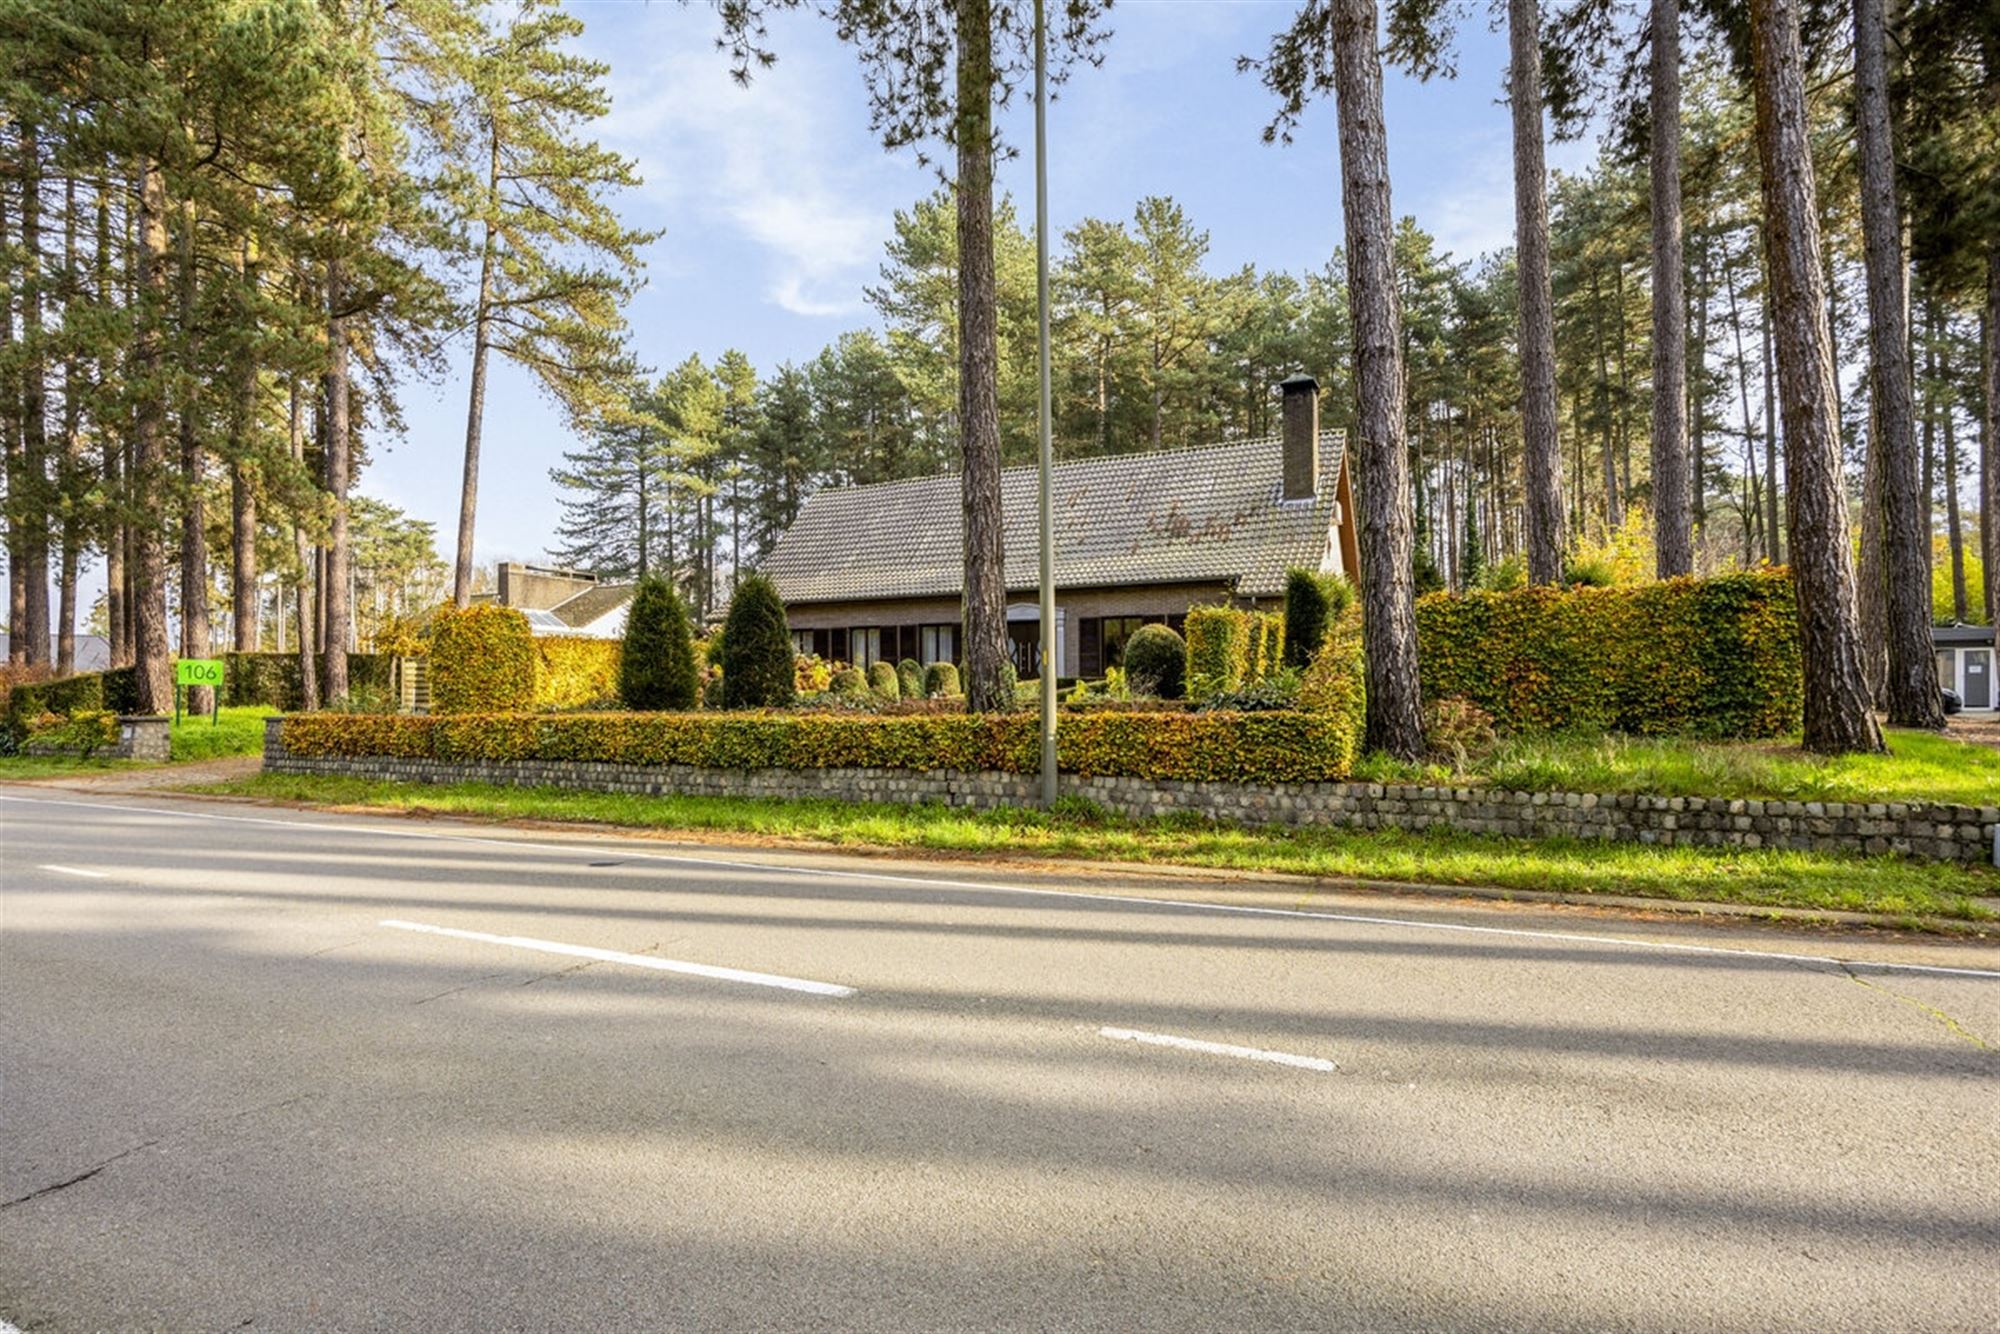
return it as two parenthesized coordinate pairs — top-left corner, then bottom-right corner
(1352, 727), (2000, 807)
(191, 772), (2000, 925)
(0, 705), (275, 779)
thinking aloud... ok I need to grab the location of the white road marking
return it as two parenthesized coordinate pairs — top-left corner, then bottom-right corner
(6, 792), (1999, 983)
(1099, 1025), (1336, 1073)
(1, 1317), (21, 1333)
(38, 863), (107, 878)
(377, 918), (856, 998)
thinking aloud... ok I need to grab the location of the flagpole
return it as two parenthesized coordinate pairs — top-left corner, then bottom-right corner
(1034, 0), (1057, 806)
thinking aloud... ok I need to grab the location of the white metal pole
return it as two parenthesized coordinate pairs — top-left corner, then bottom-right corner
(1034, 0), (1057, 806)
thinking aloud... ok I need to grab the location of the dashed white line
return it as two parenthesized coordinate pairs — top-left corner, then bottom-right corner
(377, 919), (856, 998)
(6, 792), (1999, 983)
(1099, 1026), (1336, 1073)
(38, 864), (107, 878)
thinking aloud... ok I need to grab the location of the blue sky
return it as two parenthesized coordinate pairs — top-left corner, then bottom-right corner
(374, 0), (1599, 570)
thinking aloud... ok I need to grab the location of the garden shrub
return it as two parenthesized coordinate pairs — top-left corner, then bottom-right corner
(1199, 668), (1302, 713)
(868, 661), (901, 699)
(720, 574), (796, 709)
(617, 578), (698, 711)
(794, 654), (833, 694)
(1299, 605), (1366, 734)
(1413, 569), (1802, 737)
(430, 606), (537, 715)
(831, 666), (869, 695)
(24, 708), (119, 757)
(896, 658), (924, 700)
(923, 661), (961, 698)
(1122, 624), (1186, 700)
(996, 659), (1019, 711)
(1424, 697), (1498, 773)
(538, 636), (623, 710)
(281, 706), (1363, 783)
(1259, 613), (1285, 681)
(1185, 606), (1253, 699)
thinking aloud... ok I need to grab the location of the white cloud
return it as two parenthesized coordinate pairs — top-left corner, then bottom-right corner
(599, 29), (900, 319)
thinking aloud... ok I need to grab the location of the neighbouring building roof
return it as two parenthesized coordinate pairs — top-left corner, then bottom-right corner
(549, 582), (636, 632)
(1934, 622), (1996, 647)
(0, 633), (110, 672)
(762, 432), (1349, 606)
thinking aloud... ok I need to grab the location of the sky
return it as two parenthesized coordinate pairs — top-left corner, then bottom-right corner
(371, 0), (1601, 572)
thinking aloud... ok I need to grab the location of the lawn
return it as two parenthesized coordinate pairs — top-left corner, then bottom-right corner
(0, 705), (275, 778)
(1352, 727), (2000, 807)
(195, 772), (2000, 926)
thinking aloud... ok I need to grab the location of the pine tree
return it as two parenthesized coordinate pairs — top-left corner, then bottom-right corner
(438, 0), (655, 607)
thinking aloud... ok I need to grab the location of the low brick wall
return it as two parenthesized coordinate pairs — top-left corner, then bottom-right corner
(263, 717), (1997, 866)
(25, 714), (171, 762)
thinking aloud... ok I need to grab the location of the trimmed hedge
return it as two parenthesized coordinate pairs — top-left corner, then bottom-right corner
(867, 661), (900, 699)
(1186, 607), (1283, 699)
(221, 653), (392, 711)
(1414, 569), (1803, 737)
(279, 706), (1364, 783)
(923, 661), (961, 698)
(431, 607), (537, 715)
(540, 636), (623, 710)
(896, 658), (924, 700)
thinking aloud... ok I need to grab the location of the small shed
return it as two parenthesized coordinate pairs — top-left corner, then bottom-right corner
(1935, 623), (1996, 712)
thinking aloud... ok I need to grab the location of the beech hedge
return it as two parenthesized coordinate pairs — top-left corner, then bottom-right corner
(279, 706), (1364, 783)
(1414, 569), (1802, 737)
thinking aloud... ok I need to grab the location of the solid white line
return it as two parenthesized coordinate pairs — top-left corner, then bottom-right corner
(377, 918), (856, 998)
(1099, 1026), (1336, 1073)
(38, 863), (107, 878)
(6, 791), (1999, 983)
(1, 1317), (21, 1334)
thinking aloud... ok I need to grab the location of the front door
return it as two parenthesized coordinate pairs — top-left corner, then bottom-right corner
(1008, 621), (1041, 679)
(1964, 649), (1992, 710)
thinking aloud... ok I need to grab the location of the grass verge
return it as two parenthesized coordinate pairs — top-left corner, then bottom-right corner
(0, 705), (276, 779)
(193, 772), (2000, 925)
(1351, 727), (2000, 806)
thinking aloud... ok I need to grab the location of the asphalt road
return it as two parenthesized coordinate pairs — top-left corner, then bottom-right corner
(3, 786), (1997, 1332)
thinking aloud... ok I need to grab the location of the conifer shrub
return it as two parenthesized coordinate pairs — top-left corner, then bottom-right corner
(618, 578), (699, 711)
(923, 661), (961, 698)
(897, 658), (924, 699)
(832, 666), (869, 695)
(868, 661), (901, 699)
(1122, 624), (1186, 700)
(1184, 606), (1254, 700)
(430, 606), (536, 714)
(719, 574), (796, 709)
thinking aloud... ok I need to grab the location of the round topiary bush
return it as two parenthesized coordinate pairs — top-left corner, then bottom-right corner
(867, 661), (901, 699)
(430, 605), (536, 714)
(618, 577), (699, 710)
(831, 666), (868, 695)
(719, 574), (796, 709)
(896, 658), (924, 699)
(1123, 623), (1186, 700)
(923, 661), (960, 698)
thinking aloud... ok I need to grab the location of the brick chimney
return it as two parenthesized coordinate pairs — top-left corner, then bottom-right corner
(1279, 373), (1320, 502)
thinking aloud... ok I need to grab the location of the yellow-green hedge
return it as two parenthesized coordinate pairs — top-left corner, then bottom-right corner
(281, 707), (1364, 783)
(535, 636), (621, 710)
(430, 606), (537, 714)
(1189, 606), (1285, 698)
(1414, 569), (1802, 737)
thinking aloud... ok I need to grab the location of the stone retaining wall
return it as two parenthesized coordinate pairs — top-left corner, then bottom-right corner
(264, 717), (1998, 866)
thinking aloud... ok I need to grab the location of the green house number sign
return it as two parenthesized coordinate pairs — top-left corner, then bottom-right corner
(175, 658), (225, 687)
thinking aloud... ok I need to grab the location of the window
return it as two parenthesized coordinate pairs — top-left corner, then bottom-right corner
(792, 631), (815, 657)
(850, 628), (883, 668)
(920, 623), (957, 665)
(1937, 650), (1956, 694)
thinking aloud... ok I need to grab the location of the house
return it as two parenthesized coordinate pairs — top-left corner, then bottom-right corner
(761, 374), (1360, 679)
(1936, 623), (1995, 713)
(476, 563), (634, 639)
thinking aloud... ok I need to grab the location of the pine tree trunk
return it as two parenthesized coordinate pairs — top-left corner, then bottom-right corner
(1691, 234), (1709, 537)
(1986, 261), (2000, 628)
(19, 123), (51, 666)
(1333, 0), (1425, 759)
(132, 158), (173, 715)
(321, 261), (352, 704)
(230, 243), (259, 652)
(289, 383), (317, 710)
(99, 177), (125, 669)
(1748, 0), (1883, 753)
(1760, 293), (1781, 563)
(1509, 0), (1566, 584)
(1854, 0), (1939, 725)
(956, 0), (1010, 713)
(1857, 407), (1888, 702)
(178, 206), (213, 714)
(453, 127), (500, 609)
(1, 179), (19, 668)
(56, 163), (81, 675)
(1650, 0), (1692, 575)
